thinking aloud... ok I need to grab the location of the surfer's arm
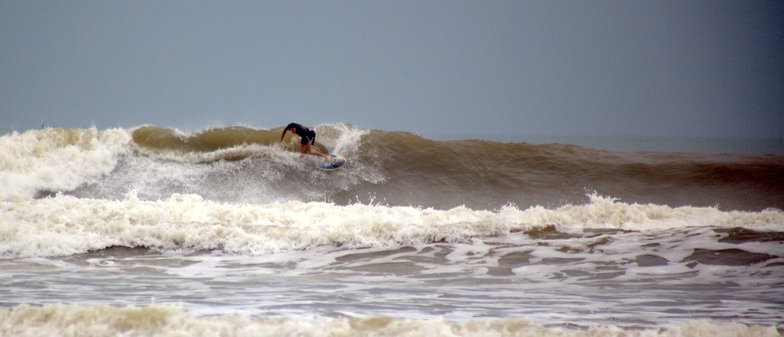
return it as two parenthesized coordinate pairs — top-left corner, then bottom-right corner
(279, 128), (288, 143)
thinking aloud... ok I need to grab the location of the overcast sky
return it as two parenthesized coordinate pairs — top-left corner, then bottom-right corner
(1, 1), (782, 138)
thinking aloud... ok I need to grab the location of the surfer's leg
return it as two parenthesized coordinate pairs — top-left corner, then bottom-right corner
(302, 143), (331, 161)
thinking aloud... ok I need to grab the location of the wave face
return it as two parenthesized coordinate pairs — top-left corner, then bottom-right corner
(3, 124), (783, 210)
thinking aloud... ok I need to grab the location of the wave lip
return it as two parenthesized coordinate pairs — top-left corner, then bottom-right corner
(129, 124), (363, 162)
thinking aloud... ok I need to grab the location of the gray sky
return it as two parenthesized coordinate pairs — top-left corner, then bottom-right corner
(2, 1), (782, 138)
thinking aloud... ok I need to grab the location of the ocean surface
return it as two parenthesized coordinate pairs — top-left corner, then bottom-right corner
(1, 124), (783, 336)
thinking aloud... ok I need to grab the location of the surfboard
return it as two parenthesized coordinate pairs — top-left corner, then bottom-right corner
(318, 155), (346, 170)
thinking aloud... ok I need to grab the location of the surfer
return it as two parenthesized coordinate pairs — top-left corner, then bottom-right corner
(279, 122), (332, 161)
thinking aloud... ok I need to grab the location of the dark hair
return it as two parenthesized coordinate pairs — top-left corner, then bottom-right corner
(285, 123), (298, 130)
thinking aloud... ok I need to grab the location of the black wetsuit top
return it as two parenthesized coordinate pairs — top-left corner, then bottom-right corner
(287, 123), (316, 145)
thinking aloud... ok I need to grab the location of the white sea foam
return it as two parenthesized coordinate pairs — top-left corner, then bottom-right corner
(0, 304), (779, 337)
(0, 128), (130, 197)
(498, 194), (784, 231)
(1, 193), (782, 258)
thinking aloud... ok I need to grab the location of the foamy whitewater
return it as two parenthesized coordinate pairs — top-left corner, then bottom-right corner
(1, 125), (783, 336)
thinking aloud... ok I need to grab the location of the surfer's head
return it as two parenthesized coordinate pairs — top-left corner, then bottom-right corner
(285, 123), (298, 133)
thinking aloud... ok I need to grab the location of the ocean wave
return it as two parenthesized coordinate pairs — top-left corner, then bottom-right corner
(0, 127), (130, 198)
(1, 304), (779, 337)
(2, 125), (783, 210)
(2, 193), (782, 258)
